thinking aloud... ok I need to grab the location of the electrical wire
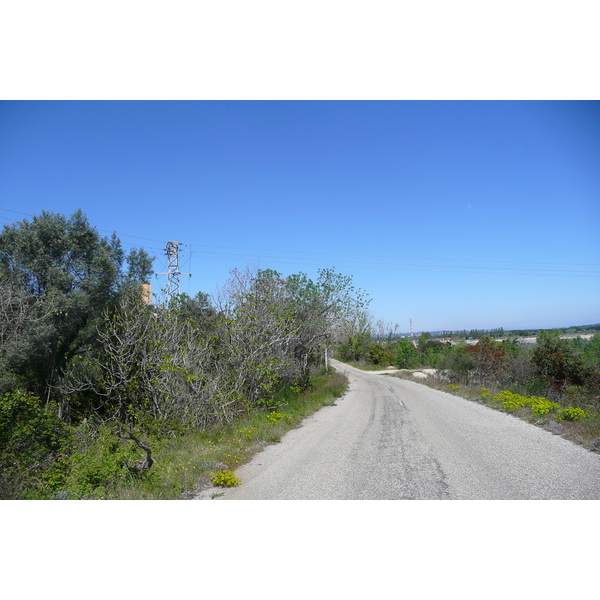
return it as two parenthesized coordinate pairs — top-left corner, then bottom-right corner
(186, 242), (600, 268)
(182, 252), (600, 278)
(187, 249), (600, 275)
(2, 207), (599, 278)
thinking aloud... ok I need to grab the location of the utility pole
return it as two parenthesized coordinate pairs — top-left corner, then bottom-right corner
(156, 241), (190, 306)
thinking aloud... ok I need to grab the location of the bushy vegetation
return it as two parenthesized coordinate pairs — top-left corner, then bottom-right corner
(0, 210), (362, 499)
(556, 407), (591, 422)
(3, 210), (598, 496)
(336, 327), (600, 419)
(337, 326), (600, 450)
(0, 391), (74, 498)
(2, 368), (347, 500)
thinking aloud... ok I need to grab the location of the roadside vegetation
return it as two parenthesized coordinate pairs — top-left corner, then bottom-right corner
(336, 325), (600, 451)
(1, 369), (347, 499)
(3, 209), (597, 498)
(0, 210), (362, 499)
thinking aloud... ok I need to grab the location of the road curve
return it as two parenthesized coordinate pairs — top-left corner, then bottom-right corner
(205, 359), (600, 500)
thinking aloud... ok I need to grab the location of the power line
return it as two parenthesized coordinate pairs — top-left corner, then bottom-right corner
(188, 249), (600, 275)
(186, 242), (600, 268)
(185, 252), (600, 278)
(2, 208), (599, 277)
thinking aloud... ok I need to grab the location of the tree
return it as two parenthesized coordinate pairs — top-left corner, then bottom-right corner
(420, 340), (451, 368)
(418, 332), (432, 346)
(218, 267), (370, 392)
(121, 247), (154, 292)
(440, 344), (477, 384)
(394, 338), (420, 369)
(368, 342), (393, 366)
(173, 291), (218, 333)
(215, 267), (300, 408)
(0, 209), (153, 399)
(286, 267), (370, 380)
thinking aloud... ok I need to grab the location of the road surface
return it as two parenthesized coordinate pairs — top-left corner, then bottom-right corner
(203, 359), (600, 500)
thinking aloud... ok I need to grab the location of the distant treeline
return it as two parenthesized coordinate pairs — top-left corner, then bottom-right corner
(438, 324), (600, 339)
(376, 324), (600, 341)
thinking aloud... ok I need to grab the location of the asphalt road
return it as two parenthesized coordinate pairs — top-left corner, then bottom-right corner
(206, 359), (600, 500)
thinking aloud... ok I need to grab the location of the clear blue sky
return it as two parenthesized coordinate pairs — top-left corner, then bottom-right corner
(1, 101), (599, 332)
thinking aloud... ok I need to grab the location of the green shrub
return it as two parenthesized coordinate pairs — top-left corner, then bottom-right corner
(0, 391), (74, 499)
(493, 390), (530, 411)
(420, 340), (452, 368)
(394, 338), (420, 369)
(62, 426), (147, 498)
(368, 343), (393, 366)
(529, 397), (561, 417)
(440, 344), (477, 384)
(492, 391), (559, 416)
(211, 469), (241, 487)
(556, 407), (591, 422)
(266, 411), (290, 425)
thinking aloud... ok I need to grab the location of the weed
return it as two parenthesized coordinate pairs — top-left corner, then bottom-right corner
(266, 411), (290, 425)
(491, 391), (560, 416)
(211, 469), (241, 487)
(556, 407), (591, 422)
(530, 398), (561, 417)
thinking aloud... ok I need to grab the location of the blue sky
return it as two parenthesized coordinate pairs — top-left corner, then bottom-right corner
(1, 101), (599, 332)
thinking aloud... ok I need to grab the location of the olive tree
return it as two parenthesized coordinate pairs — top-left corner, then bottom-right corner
(0, 209), (153, 398)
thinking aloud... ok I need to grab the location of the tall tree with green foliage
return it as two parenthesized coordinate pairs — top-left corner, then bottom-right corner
(0, 209), (153, 398)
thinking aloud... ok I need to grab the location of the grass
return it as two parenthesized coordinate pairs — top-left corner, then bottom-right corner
(387, 370), (600, 453)
(86, 369), (348, 500)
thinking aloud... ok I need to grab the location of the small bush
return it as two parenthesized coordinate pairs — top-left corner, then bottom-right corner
(530, 397), (561, 417)
(368, 343), (393, 366)
(63, 426), (147, 498)
(556, 407), (591, 422)
(492, 391), (560, 416)
(0, 391), (74, 499)
(211, 469), (241, 487)
(494, 390), (530, 412)
(393, 338), (420, 369)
